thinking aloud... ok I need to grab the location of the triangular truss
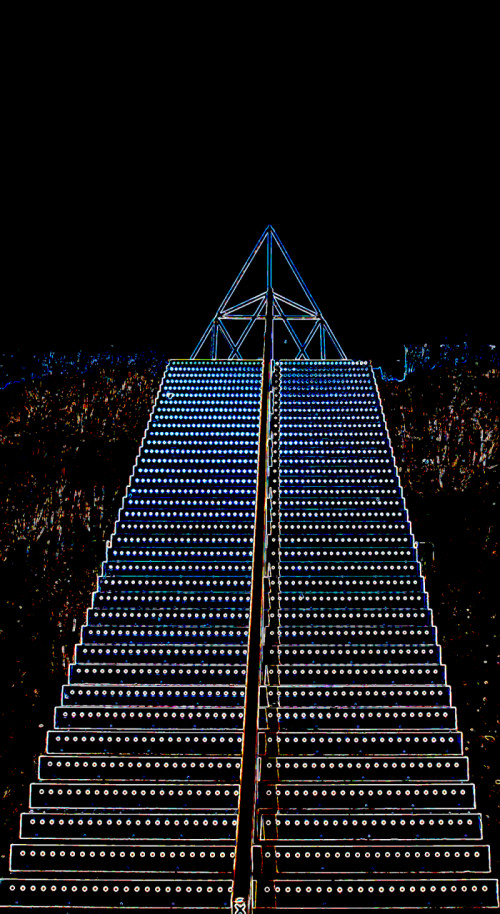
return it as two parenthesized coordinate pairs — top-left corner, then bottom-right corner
(191, 225), (347, 360)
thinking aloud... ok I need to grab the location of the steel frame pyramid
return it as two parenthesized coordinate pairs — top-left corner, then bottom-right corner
(191, 225), (347, 361)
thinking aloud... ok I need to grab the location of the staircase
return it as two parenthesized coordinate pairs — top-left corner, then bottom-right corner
(1, 358), (498, 911)
(253, 360), (498, 910)
(1, 360), (262, 911)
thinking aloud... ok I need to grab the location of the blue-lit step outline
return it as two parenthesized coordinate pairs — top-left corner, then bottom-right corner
(110, 531), (255, 548)
(254, 875), (498, 909)
(260, 755), (469, 782)
(95, 572), (253, 591)
(60, 685), (247, 708)
(37, 755), (242, 782)
(267, 730), (464, 757)
(28, 781), (240, 811)
(275, 624), (437, 644)
(264, 707), (457, 731)
(69, 663), (248, 685)
(0, 875), (235, 909)
(87, 604), (251, 620)
(74, 644), (248, 664)
(54, 706), (246, 731)
(262, 684), (451, 708)
(266, 663), (446, 686)
(45, 729), (244, 756)
(258, 781), (475, 811)
(10, 841), (236, 874)
(81, 626), (249, 645)
(258, 841), (490, 874)
(266, 644), (441, 665)
(277, 608), (431, 624)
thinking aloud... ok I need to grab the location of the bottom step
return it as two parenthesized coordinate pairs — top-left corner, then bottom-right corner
(0, 877), (232, 909)
(255, 876), (499, 909)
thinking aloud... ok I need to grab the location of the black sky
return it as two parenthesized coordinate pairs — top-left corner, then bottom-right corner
(5, 35), (497, 372)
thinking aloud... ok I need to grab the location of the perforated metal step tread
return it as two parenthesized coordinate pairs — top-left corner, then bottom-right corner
(257, 842), (491, 873)
(0, 876), (233, 909)
(255, 875), (499, 909)
(265, 706), (457, 729)
(266, 730), (463, 755)
(75, 644), (248, 663)
(30, 782), (240, 810)
(82, 625), (249, 644)
(46, 730), (243, 755)
(21, 811), (238, 840)
(55, 706), (245, 729)
(39, 755), (241, 781)
(11, 842), (235, 873)
(266, 662), (445, 685)
(264, 685), (451, 706)
(261, 755), (468, 781)
(70, 663), (247, 684)
(61, 685), (247, 706)
(259, 782), (475, 810)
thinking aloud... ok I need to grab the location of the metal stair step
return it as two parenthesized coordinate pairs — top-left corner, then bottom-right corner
(55, 706), (245, 730)
(95, 578), (251, 594)
(264, 706), (456, 730)
(81, 626), (249, 644)
(277, 624), (436, 643)
(258, 782), (475, 810)
(61, 685), (246, 707)
(0, 876), (233, 909)
(30, 781), (239, 810)
(263, 685), (450, 707)
(92, 589), (250, 605)
(258, 842), (491, 873)
(87, 608), (250, 626)
(39, 755), (241, 781)
(261, 756), (468, 781)
(11, 842), (235, 873)
(46, 729), (242, 756)
(279, 601), (428, 614)
(266, 662), (445, 685)
(74, 644), (248, 663)
(20, 811), (238, 840)
(69, 663), (247, 684)
(255, 875), (498, 909)
(260, 811), (483, 841)
(266, 730), (463, 755)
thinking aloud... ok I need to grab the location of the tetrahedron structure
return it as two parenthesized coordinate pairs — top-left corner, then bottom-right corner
(0, 229), (498, 912)
(191, 225), (347, 361)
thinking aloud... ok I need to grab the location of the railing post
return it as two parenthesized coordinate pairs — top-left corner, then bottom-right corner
(232, 230), (273, 912)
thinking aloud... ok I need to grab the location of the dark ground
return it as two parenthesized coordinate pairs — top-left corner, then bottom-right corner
(379, 361), (499, 875)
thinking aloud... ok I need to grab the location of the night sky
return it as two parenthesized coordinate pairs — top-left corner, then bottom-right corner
(7, 190), (496, 372)
(5, 37), (497, 372)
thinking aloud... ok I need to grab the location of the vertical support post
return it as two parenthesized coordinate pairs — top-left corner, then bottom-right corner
(267, 228), (274, 361)
(232, 229), (273, 913)
(210, 321), (217, 359)
(266, 228), (273, 370)
(320, 321), (326, 360)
